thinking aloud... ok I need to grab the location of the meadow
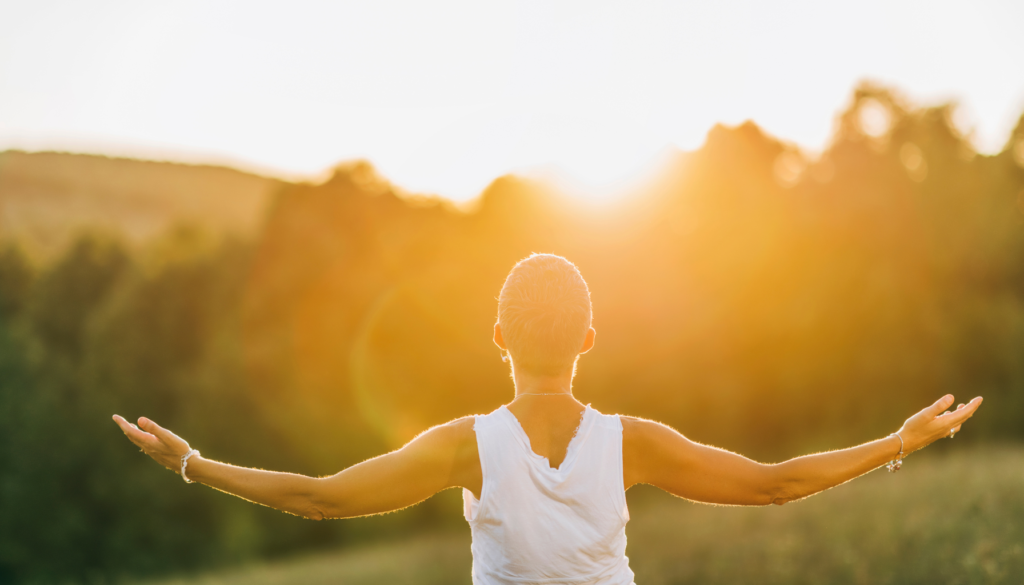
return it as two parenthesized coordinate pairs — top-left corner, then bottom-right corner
(3, 84), (1023, 583)
(134, 446), (1024, 585)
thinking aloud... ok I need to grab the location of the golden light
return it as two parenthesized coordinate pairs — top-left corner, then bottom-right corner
(858, 98), (893, 140)
(900, 142), (928, 182)
(1014, 139), (1024, 169)
(773, 151), (806, 189)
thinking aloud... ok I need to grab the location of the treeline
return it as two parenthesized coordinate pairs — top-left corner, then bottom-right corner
(1, 84), (1023, 583)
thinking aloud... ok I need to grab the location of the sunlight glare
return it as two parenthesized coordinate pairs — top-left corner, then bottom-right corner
(773, 151), (806, 188)
(858, 98), (892, 139)
(900, 142), (928, 182)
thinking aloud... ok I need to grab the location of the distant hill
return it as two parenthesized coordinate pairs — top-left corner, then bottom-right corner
(0, 151), (286, 260)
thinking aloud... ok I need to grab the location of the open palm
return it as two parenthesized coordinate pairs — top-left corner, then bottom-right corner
(113, 415), (191, 476)
(898, 395), (982, 453)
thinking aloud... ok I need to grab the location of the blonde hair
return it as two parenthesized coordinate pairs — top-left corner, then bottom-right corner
(497, 254), (592, 376)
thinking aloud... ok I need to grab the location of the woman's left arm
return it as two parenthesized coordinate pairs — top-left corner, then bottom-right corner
(623, 394), (983, 506)
(768, 394), (982, 504)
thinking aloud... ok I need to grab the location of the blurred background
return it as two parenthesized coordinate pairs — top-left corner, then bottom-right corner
(2, 1), (1024, 584)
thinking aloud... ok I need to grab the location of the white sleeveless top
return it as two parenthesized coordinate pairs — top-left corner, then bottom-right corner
(463, 404), (635, 585)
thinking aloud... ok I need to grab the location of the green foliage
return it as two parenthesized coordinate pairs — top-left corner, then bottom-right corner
(1, 84), (1023, 583)
(28, 236), (129, 357)
(0, 245), (32, 320)
(0, 231), (456, 584)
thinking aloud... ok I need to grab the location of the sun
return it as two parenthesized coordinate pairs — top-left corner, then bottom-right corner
(374, 107), (673, 204)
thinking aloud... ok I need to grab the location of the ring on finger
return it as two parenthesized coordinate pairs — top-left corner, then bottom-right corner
(949, 428), (956, 439)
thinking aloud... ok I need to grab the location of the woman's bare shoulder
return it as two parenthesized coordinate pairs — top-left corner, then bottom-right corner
(414, 415), (477, 447)
(619, 415), (695, 459)
(619, 415), (678, 437)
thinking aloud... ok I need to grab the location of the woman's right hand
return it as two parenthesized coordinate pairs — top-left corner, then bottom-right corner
(113, 415), (193, 476)
(897, 394), (983, 453)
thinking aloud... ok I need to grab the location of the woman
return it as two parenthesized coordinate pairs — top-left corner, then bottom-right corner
(114, 253), (982, 585)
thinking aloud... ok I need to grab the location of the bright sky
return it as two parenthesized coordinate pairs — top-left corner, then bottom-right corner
(1, 0), (1022, 201)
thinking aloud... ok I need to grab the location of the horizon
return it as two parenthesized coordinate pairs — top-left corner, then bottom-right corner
(2, 0), (1023, 202)
(6, 91), (1021, 210)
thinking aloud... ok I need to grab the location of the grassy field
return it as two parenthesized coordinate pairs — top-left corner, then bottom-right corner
(134, 446), (1024, 585)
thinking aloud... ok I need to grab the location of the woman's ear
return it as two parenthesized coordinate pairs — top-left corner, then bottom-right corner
(493, 322), (508, 350)
(579, 327), (596, 354)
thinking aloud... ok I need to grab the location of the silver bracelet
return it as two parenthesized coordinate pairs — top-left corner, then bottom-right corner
(180, 449), (200, 483)
(886, 433), (904, 473)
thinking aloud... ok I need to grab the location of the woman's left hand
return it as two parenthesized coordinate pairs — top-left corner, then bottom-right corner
(897, 395), (983, 453)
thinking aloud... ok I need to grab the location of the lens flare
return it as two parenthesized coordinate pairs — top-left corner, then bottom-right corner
(900, 142), (927, 182)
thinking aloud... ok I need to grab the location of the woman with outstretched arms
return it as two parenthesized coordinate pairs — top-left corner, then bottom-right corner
(115, 254), (982, 585)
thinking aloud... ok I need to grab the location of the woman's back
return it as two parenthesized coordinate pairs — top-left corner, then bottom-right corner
(112, 253), (984, 585)
(464, 403), (635, 585)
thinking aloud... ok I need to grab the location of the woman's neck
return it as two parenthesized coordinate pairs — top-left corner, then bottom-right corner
(511, 366), (575, 399)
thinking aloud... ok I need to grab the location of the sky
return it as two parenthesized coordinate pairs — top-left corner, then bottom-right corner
(1, 0), (1023, 202)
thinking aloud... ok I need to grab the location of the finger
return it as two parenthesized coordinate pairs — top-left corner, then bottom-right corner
(939, 407), (974, 427)
(118, 424), (152, 451)
(926, 395), (955, 417)
(128, 435), (151, 452)
(113, 415), (158, 445)
(137, 417), (173, 443)
(938, 397), (983, 425)
(113, 414), (143, 438)
(126, 431), (155, 452)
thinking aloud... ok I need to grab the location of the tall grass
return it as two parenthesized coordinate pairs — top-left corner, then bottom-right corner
(626, 446), (1024, 585)
(133, 446), (1024, 585)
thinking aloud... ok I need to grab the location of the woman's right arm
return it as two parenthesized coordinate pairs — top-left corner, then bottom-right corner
(622, 394), (983, 506)
(113, 414), (481, 520)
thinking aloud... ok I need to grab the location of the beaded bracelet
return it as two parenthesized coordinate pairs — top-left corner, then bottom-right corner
(886, 432), (904, 473)
(181, 449), (200, 483)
